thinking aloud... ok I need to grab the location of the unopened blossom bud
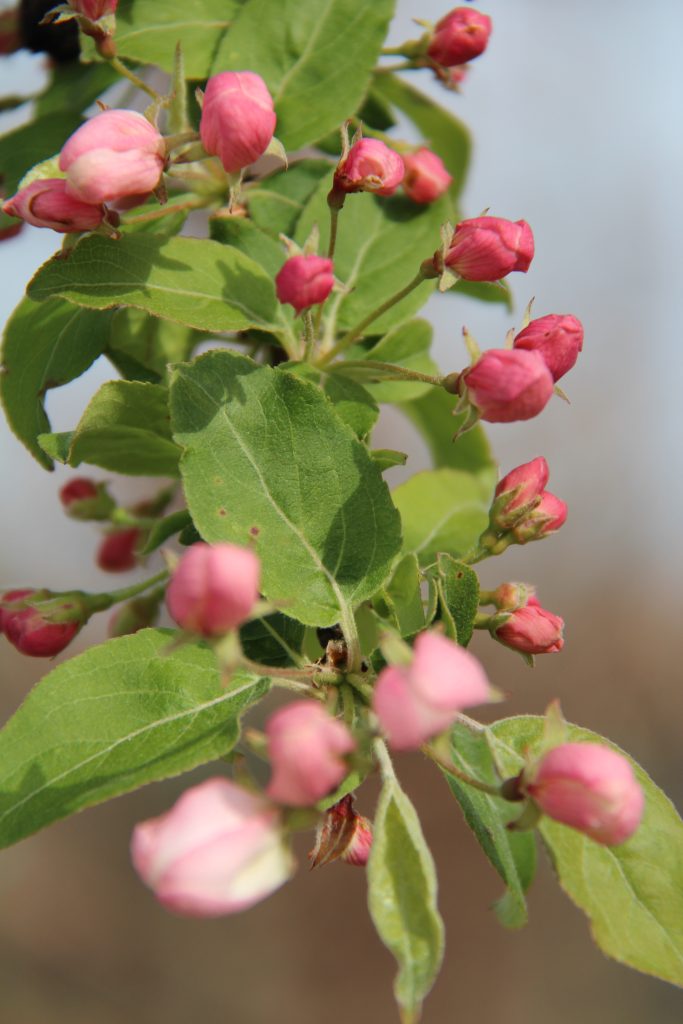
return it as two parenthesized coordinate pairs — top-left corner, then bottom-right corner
(460, 349), (553, 423)
(373, 630), (492, 751)
(59, 110), (165, 206)
(403, 148), (452, 204)
(427, 7), (492, 67)
(166, 542), (260, 635)
(131, 777), (294, 916)
(275, 254), (334, 314)
(335, 138), (404, 197)
(493, 596), (564, 655)
(70, 0), (117, 18)
(59, 477), (115, 521)
(525, 743), (644, 845)
(513, 314), (584, 383)
(96, 527), (141, 572)
(2, 179), (104, 233)
(493, 456), (549, 530)
(309, 794), (373, 869)
(200, 71), (276, 174)
(1, 589), (82, 657)
(512, 491), (567, 543)
(440, 216), (534, 282)
(266, 701), (355, 807)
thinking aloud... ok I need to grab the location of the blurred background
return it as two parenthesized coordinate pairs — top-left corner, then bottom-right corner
(1, 0), (682, 1021)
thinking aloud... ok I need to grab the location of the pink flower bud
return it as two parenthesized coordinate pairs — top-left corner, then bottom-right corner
(1, 589), (81, 658)
(275, 254), (335, 314)
(494, 596), (564, 654)
(513, 314), (584, 382)
(265, 701), (355, 807)
(373, 631), (492, 751)
(442, 216), (534, 282)
(131, 777), (294, 916)
(59, 110), (165, 206)
(493, 456), (549, 529)
(461, 349), (553, 423)
(96, 527), (141, 573)
(309, 794), (373, 869)
(402, 148), (453, 204)
(70, 0), (118, 18)
(427, 7), (492, 67)
(59, 476), (114, 521)
(200, 71), (276, 175)
(335, 139), (405, 197)
(512, 491), (568, 543)
(525, 743), (644, 845)
(2, 179), (104, 233)
(166, 542), (260, 635)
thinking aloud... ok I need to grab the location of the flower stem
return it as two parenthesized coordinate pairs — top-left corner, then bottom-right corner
(87, 570), (170, 612)
(302, 308), (316, 361)
(108, 55), (161, 100)
(122, 198), (206, 226)
(374, 737), (397, 782)
(330, 359), (444, 387)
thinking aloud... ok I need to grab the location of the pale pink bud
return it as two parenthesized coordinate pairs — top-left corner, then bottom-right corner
(59, 110), (165, 205)
(70, 0), (118, 18)
(96, 527), (141, 572)
(461, 349), (553, 423)
(275, 254), (335, 314)
(373, 631), (492, 751)
(336, 139), (405, 197)
(442, 216), (534, 281)
(2, 179), (104, 233)
(1, 589), (81, 658)
(59, 477), (114, 521)
(200, 71), (276, 174)
(494, 596), (564, 654)
(526, 743), (644, 845)
(166, 542), (260, 635)
(513, 314), (584, 382)
(265, 701), (355, 807)
(493, 456), (549, 530)
(131, 777), (294, 916)
(427, 7), (492, 67)
(309, 794), (373, 869)
(403, 148), (453, 204)
(512, 491), (568, 543)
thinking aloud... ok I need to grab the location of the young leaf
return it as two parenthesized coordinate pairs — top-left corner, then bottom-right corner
(0, 629), (269, 849)
(248, 161), (333, 238)
(371, 449), (408, 472)
(212, 0), (395, 149)
(141, 509), (193, 554)
(170, 350), (401, 626)
(490, 716), (683, 986)
(379, 553), (426, 638)
(433, 554), (479, 646)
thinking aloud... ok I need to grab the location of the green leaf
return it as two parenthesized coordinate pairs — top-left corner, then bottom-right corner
(321, 375), (378, 439)
(65, 380), (180, 476)
(1, 297), (111, 470)
(450, 278), (513, 310)
(213, 0), (395, 149)
(380, 553), (425, 637)
(433, 553), (479, 646)
(170, 349), (402, 626)
(368, 768), (445, 1018)
(400, 386), (495, 479)
(107, 308), (199, 383)
(490, 716), (683, 986)
(247, 160), (333, 239)
(443, 720), (536, 929)
(141, 509), (192, 554)
(119, 194), (195, 237)
(0, 629), (269, 849)
(392, 467), (492, 565)
(37, 430), (73, 463)
(240, 612), (306, 668)
(34, 61), (117, 117)
(344, 319), (440, 404)
(28, 234), (279, 334)
(371, 448), (407, 472)
(113, 0), (241, 78)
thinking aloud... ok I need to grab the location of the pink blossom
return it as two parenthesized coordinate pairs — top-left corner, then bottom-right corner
(166, 542), (260, 635)
(403, 148), (453, 204)
(427, 7), (492, 67)
(2, 179), (104, 233)
(336, 138), (404, 197)
(1, 589), (81, 658)
(493, 456), (549, 530)
(494, 596), (564, 654)
(200, 71), (276, 174)
(512, 491), (568, 543)
(131, 778), (294, 916)
(526, 743), (644, 845)
(266, 701), (355, 807)
(461, 349), (553, 423)
(443, 216), (534, 281)
(513, 314), (584, 382)
(275, 254), (335, 314)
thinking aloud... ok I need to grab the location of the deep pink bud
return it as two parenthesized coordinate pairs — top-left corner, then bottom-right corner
(309, 794), (373, 869)
(526, 743), (644, 845)
(200, 71), (276, 174)
(275, 254), (335, 314)
(96, 528), (141, 572)
(461, 349), (553, 423)
(494, 596), (564, 654)
(59, 476), (114, 520)
(373, 630), (492, 751)
(443, 216), (534, 282)
(512, 491), (568, 543)
(2, 179), (104, 233)
(336, 139), (405, 197)
(131, 777), (294, 916)
(493, 456), (549, 529)
(1, 589), (81, 658)
(59, 110), (165, 206)
(70, 0), (118, 18)
(427, 7), (492, 67)
(513, 314), (584, 382)
(402, 148), (453, 204)
(166, 542), (260, 635)
(265, 701), (356, 807)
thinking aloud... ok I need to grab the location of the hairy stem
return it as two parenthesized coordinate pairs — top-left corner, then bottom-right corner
(108, 55), (161, 100)
(423, 744), (502, 797)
